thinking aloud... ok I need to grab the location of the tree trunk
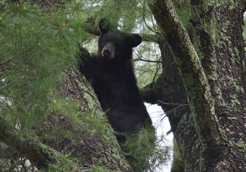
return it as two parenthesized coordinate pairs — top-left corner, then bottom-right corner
(0, 66), (132, 171)
(145, 0), (246, 171)
(49, 67), (133, 171)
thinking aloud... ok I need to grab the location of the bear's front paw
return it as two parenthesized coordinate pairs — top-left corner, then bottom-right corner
(76, 46), (90, 65)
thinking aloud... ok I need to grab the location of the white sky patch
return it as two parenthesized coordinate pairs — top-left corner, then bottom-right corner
(145, 103), (173, 172)
(0, 97), (12, 107)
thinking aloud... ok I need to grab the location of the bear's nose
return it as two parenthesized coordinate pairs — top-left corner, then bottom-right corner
(103, 48), (111, 57)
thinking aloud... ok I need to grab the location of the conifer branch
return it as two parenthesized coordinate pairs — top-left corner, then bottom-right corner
(0, 117), (56, 168)
(81, 23), (158, 42)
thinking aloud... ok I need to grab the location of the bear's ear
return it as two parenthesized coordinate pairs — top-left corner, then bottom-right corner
(128, 34), (142, 47)
(99, 19), (111, 34)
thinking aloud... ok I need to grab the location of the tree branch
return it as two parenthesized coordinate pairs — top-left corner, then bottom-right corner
(82, 23), (158, 43)
(0, 117), (56, 168)
(149, 0), (221, 158)
(134, 58), (162, 63)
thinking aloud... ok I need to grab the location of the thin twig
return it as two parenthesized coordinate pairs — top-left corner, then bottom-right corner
(152, 63), (160, 83)
(134, 58), (162, 63)
(157, 100), (189, 106)
(165, 104), (189, 116)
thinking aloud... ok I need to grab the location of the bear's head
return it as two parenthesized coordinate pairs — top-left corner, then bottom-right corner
(98, 20), (142, 62)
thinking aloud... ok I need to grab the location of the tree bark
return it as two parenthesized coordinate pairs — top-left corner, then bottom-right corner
(145, 0), (246, 171)
(47, 68), (132, 171)
(0, 66), (132, 171)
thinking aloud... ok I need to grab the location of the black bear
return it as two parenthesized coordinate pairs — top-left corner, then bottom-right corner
(78, 20), (152, 139)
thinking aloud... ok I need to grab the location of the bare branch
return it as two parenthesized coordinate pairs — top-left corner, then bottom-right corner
(133, 58), (162, 63)
(157, 100), (188, 106)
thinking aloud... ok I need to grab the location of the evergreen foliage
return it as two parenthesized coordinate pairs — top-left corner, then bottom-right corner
(0, 0), (103, 171)
(121, 124), (170, 172)
(0, 0), (170, 171)
(0, 0), (88, 134)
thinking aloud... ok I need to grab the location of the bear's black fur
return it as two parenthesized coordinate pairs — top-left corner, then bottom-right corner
(78, 20), (152, 139)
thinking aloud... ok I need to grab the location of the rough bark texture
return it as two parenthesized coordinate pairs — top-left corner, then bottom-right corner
(53, 68), (132, 171)
(141, 0), (246, 171)
(0, 67), (132, 171)
(141, 32), (201, 172)
(149, 0), (221, 168)
(212, 2), (246, 171)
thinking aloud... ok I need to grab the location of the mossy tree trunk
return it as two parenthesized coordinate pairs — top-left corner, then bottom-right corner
(0, 67), (132, 171)
(49, 68), (133, 171)
(141, 0), (246, 171)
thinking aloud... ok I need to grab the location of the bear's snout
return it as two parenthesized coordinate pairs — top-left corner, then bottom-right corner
(102, 48), (111, 57)
(101, 42), (115, 59)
